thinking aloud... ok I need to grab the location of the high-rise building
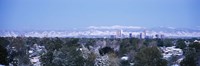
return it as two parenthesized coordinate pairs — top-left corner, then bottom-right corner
(139, 33), (143, 39)
(110, 35), (116, 38)
(161, 34), (164, 39)
(116, 29), (123, 38)
(129, 33), (132, 38)
(143, 30), (146, 38)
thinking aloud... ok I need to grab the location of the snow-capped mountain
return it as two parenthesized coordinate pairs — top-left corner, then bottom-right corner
(1, 25), (200, 38)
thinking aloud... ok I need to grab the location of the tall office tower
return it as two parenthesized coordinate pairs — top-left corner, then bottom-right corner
(129, 33), (132, 38)
(143, 30), (146, 38)
(116, 29), (123, 38)
(161, 34), (164, 39)
(139, 33), (143, 39)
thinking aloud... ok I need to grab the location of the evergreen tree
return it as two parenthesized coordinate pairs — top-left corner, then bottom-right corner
(176, 39), (186, 49)
(135, 47), (167, 66)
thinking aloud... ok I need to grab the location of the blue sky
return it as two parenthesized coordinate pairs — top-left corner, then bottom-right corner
(0, 0), (200, 30)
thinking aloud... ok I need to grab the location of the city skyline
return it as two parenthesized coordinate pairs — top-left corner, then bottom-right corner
(1, 0), (200, 30)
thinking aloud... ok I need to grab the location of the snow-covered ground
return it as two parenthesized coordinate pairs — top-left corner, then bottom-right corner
(160, 46), (184, 66)
(160, 46), (183, 60)
(28, 44), (46, 66)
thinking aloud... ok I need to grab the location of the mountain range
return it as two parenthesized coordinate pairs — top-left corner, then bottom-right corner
(1, 25), (200, 38)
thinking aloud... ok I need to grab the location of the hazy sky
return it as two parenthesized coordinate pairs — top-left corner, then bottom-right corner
(0, 0), (200, 30)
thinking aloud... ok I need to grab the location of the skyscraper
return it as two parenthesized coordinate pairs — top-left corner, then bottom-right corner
(116, 29), (123, 38)
(129, 33), (132, 38)
(143, 30), (146, 38)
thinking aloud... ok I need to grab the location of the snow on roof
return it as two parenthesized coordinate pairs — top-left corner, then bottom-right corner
(160, 46), (183, 60)
(194, 40), (200, 43)
(29, 50), (33, 54)
(121, 56), (128, 60)
(0, 64), (5, 66)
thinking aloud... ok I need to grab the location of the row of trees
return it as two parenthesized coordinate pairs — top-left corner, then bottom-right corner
(180, 41), (200, 66)
(0, 37), (200, 66)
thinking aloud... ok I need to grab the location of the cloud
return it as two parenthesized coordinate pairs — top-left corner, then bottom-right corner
(159, 26), (176, 29)
(87, 25), (145, 29)
(167, 27), (175, 29)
